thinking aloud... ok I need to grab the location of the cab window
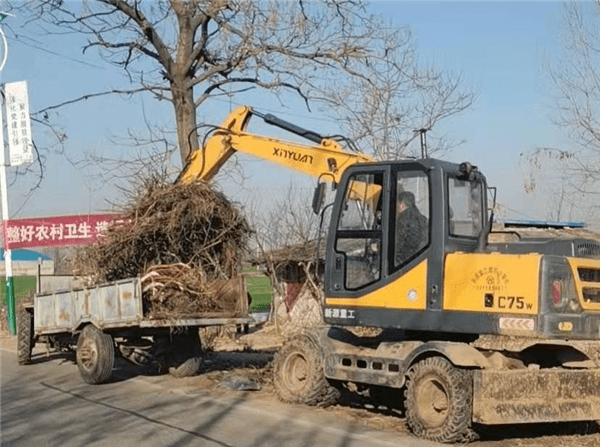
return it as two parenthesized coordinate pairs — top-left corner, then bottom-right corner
(448, 177), (483, 238)
(336, 172), (383, 290)
(394, 171), (430, 268)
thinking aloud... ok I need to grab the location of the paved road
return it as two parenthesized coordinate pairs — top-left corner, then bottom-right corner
(0, 339), (440, 447)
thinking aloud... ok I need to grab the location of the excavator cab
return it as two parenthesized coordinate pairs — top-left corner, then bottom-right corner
(324, 158), (489, 330)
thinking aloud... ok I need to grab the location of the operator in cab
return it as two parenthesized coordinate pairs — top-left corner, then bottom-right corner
(395, 191), (428, 264)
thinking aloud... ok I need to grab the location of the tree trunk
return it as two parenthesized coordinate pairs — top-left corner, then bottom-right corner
(172, 80), (199, 165)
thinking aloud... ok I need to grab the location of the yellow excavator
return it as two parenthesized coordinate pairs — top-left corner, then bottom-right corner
(183, 106), (600, 443)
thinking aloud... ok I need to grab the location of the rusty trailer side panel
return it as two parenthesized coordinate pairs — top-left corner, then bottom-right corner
(473, 368), (600, 425)
(139, 317), (251, 327)
(34, 279), (143, 334)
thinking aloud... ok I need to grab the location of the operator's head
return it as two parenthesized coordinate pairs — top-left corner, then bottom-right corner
(397, 191), (415, 213)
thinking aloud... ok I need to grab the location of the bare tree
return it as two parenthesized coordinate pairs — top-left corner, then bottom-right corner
(315, 27), (475, 159)
(540, 1), (600, 220)
(11, 0), (475, 170)
(248, 184), (327, 332)
(9, 1), (394, 163)
(520, 146), (596, 222)
(250, 183), (321, 291)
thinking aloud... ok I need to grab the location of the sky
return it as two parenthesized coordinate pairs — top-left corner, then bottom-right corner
(3, 1), (579, 223)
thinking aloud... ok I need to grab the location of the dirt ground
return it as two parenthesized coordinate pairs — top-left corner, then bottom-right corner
(189, 345), (600, 446)
(3, 321), (600, 447)
(148, 324), (600, 447)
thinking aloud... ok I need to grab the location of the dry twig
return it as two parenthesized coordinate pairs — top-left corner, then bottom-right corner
(73, 178), (251, 318)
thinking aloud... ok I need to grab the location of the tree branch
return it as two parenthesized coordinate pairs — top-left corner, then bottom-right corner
(32, 87), (168, 116)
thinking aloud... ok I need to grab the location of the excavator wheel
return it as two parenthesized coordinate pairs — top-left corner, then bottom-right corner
(273, 336), (339, 407)
(405, 356), (477, 443)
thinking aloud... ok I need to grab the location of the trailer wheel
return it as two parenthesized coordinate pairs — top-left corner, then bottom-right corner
(17, 306), (34, 365)
(155, 331), (202, 378)
(169, 356), (202, 378)
(273, 336), (339, 406)
(405, 357), (477, 443)
(76, 325), (115, 384)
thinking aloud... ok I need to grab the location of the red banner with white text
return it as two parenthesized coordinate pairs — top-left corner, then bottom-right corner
(2, 214), (125, 250)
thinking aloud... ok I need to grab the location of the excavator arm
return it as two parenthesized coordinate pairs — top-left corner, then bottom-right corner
(179, 106), (375, 185)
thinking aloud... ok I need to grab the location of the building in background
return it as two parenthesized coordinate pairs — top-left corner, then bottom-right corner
(0, 248), (54, 276)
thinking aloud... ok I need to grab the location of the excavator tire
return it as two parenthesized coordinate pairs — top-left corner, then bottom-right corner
(17, 305), (34, 365)
(273, 336), (339, 407)
(405, 356), (477, 443)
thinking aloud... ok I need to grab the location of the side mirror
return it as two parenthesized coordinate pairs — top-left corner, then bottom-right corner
(312, 182), (326, 215)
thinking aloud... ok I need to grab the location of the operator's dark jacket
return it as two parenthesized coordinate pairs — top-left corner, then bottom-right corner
(395, 192), (428, 264)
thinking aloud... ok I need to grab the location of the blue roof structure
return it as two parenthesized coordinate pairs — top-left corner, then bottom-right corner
(0, 249), (52, 261)
(502, 219), (586, 229)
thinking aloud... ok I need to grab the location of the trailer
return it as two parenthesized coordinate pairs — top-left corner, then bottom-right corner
(17, 276), (252, 384)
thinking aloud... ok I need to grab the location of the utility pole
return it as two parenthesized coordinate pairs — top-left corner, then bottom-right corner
(0, 13), (26, 336)
(0, 109), (13, 334)
(0, 13), (14, 334)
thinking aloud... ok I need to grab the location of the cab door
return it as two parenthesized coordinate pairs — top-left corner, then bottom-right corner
(324, 163), (433, 326)
(327, 168), (387, 295)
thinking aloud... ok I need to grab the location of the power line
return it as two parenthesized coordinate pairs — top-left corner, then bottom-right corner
(495, 201), (539, 221)
(206, 95), (342, 126)
(12, 35), (346, 127)
(9, 32), (351, 133)
(8, 33), (346, 125)
(8, 35), (106, 69)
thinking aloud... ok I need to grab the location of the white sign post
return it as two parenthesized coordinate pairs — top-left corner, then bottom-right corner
(5, 81), (33, 166)
(0, 13), (30, 334)
(1, 82), (33, 334)
(0, 20), (15, 334)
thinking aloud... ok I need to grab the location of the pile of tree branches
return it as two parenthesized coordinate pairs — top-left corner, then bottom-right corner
(140, 264), (246, 319)
(73, 179), (251, 318)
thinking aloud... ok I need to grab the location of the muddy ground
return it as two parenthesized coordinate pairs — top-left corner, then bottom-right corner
(195, 362), (600, 445)
(168, 325), (600, 447)
(3, 319), (599, 447)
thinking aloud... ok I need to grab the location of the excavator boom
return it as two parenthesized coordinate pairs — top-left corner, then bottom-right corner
(179, 106), (374, 185)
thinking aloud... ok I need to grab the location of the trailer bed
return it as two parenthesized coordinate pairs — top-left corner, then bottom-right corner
(33, 277), (251, 335)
